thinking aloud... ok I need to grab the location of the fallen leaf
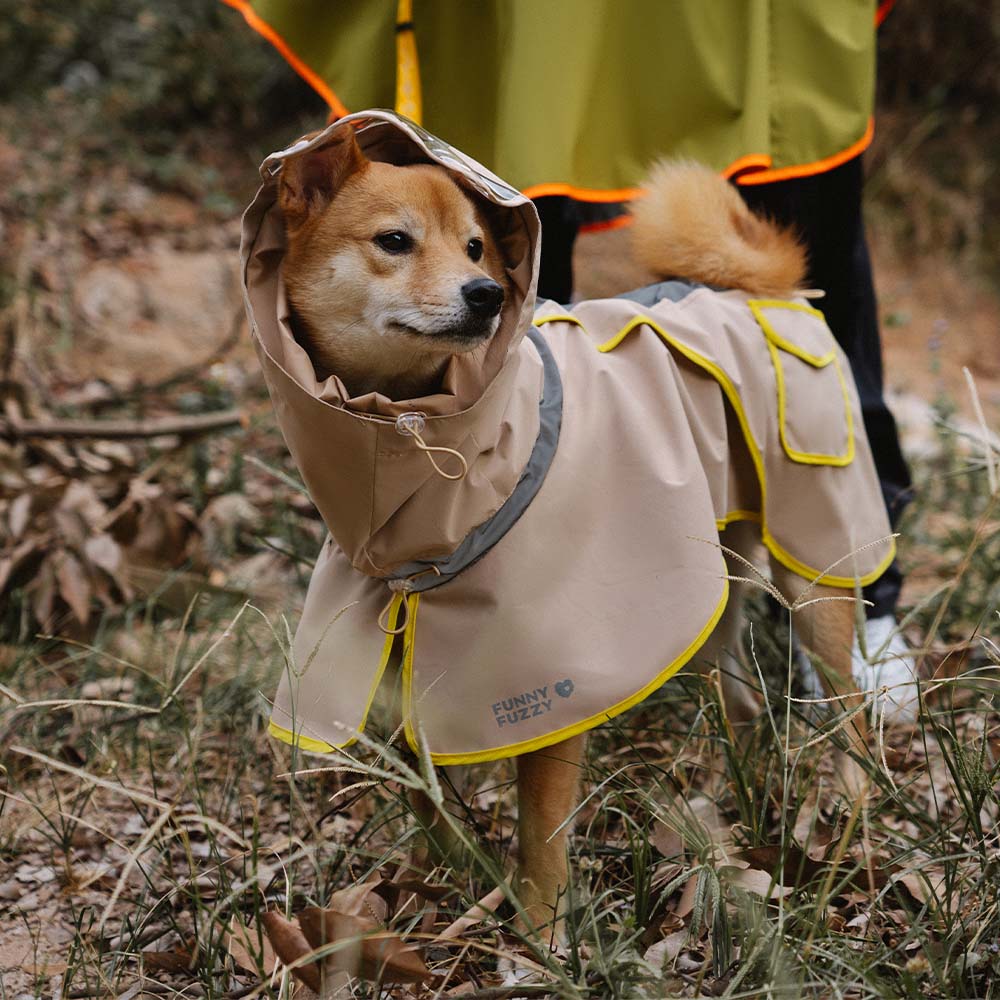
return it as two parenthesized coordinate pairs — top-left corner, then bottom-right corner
(721, 864), (794, 900)
(260, 911), (321, 992)
(734, 845), (826, 887)
(643, 928), (689, 969)
(8, 492), (32, 539)
(20, 959), (68, 976)
(30, 559), (57, 628)
(650, 821), (684, 859)
(299, 906), (436, 985)
(84, 532), (125, 577)
(328, 878), (389, 922)
(673, 872), (698, 919)
(435, 886), (505, 941)
(143, 943), (194, 974)
(15, 864), (56, 885)
(226, 914), (276, 975)
(55, 550), (91, 625)
(387, 878), (454, 903)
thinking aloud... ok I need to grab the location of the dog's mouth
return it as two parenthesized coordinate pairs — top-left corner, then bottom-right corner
(388, 319), (496, 345)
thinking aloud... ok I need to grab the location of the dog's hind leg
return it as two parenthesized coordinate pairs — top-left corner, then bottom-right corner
(771, 563), (871, 801)
(408, 765), (469, 875)
(515, 733), (586, 946)
(694, 520), (765, 743)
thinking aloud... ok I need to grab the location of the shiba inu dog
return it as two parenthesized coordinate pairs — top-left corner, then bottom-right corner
(243, 112), (892, 943)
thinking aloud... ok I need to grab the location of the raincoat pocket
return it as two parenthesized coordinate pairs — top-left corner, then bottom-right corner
(749, 299), (854, 467)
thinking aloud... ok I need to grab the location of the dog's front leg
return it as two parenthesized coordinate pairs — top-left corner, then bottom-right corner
(515, 734), (586, 945)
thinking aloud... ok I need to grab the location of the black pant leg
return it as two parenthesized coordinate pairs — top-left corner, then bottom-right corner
(534, 196), (579, 304)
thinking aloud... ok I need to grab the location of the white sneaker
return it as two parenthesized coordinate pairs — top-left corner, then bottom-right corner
(852, 614), (919, 725)
(795, 615), (920, 725)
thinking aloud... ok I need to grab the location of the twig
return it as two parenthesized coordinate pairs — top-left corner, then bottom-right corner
(102, 922), (174, 954)
(453, 987), (554, 999)
(0, 409), (242, 441)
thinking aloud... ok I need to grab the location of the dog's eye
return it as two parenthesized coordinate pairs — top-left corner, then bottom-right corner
(467, 238), (484, 262)
(375, 231), (413, 254)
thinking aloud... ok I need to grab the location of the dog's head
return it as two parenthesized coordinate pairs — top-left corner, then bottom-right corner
(278, 129), (511, 398)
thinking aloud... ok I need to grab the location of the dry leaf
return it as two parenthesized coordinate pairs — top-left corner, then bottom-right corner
(890, 868), (949, 910)
(143, 943), (194, 974)
(734, 845), (826, 887)
(328, 878), (389, 922)
(226, 914), (276, 975)
(55, 550), (91, 625)
(436, 885), (506, 941)
(389, 878), (453, 903)
(298, 906), (435, 985)
(260, 911), (321, 992)
(650, 820), (683, 859)
(84, 532), (124, 578)
(721, 864), (794, 900)
(8, 492), (32, 539)
(643, 928), (689, 969)
(673, 872), (698, 919)
(30, 559), (57, 628)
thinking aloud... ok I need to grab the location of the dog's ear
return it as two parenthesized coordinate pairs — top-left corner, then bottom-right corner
(278, 129), (368, 231)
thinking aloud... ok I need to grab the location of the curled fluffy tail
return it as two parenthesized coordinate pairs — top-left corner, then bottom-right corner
(630, 160), (806, 298)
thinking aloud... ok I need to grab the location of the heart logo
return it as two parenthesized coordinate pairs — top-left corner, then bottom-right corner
(554, 679), (574, 699)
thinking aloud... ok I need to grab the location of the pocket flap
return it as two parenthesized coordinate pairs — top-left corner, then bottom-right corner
(748, 299), (854, 466)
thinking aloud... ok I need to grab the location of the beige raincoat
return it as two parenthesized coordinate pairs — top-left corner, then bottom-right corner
(240, 112), (894, 765)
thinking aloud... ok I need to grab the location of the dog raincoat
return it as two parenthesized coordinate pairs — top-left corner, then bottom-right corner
(239, 111), (894, 765)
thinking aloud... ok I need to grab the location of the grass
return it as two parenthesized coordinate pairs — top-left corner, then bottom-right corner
(1, 403), (999, 999)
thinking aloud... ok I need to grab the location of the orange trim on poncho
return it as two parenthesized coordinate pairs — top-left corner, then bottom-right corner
(221, 1), (876, 197)
(220, 0), (348, 118)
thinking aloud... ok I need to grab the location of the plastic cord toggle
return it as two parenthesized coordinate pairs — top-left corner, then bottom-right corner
(395, 411), (468, 481)
(376, 565), (441, 635)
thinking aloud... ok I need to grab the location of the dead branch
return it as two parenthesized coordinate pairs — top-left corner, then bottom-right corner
(0, 409), (243, 441)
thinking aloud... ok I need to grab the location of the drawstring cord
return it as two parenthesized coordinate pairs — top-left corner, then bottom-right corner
(395, 411), (468, 481)
(377, 565), (441, 635)
(374, 414), (463, 633)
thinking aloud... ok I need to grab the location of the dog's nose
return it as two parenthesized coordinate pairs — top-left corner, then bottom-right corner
(462, 278), (504, 318)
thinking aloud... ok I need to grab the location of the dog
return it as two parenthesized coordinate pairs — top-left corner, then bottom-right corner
(242, 112), (892, 942)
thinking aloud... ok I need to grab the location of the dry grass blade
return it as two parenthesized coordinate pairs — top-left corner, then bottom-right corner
(963, 365), (998, 493)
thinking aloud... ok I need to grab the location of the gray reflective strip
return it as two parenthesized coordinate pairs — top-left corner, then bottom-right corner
(616, 279), (704, 307)
(387, 327), (562, 593)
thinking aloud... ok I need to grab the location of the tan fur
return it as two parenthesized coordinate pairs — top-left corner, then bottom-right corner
(630, 160), (807, 297)
(279, 129), (510, 399)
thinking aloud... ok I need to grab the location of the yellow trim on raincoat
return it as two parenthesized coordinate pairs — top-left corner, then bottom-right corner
(412, 579), (730, 766)
(269, 591), (405, 753)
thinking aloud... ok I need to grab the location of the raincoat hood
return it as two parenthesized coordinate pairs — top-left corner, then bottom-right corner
(240, 110), (543, 575)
